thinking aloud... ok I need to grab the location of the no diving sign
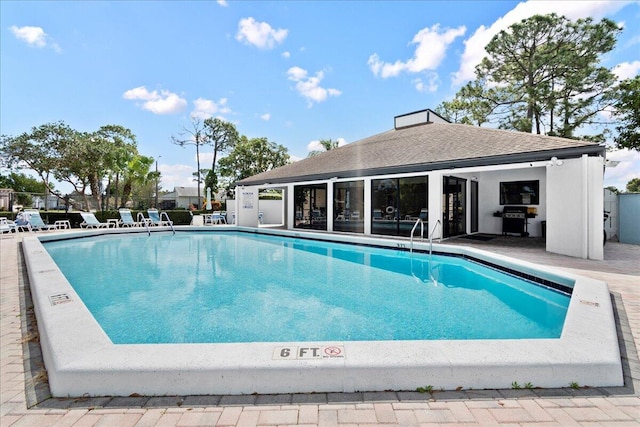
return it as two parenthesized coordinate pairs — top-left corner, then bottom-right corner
(273, 346), (345, 360)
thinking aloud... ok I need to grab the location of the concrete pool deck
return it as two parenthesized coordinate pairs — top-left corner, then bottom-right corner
(1, 230), (639, 425)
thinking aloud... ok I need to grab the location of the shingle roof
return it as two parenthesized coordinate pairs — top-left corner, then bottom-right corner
(236, 122), (604, 186)
(174, 187), (200, 197)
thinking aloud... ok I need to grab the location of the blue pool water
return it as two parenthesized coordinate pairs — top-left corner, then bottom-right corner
(42, 232), (570, 344)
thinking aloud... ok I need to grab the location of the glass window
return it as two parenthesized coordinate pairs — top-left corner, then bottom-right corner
(500, 180), (539, 205)
(294, 184), (327, 230)
(333, 181), (364, 233)
(372, 176), (428, 236)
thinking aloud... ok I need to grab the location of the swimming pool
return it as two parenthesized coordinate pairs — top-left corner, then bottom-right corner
(42, 232), (570, 343)
(24, 227), (623, 396)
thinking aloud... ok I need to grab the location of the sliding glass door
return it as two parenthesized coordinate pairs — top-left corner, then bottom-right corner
(371, 176), (428, 237)
(294, 184), (327, 230)
(333, 181), (364, 233)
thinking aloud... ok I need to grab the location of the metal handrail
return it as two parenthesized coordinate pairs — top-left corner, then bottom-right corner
(428, 219), (442, 256)
(137, 212), (151, 236)
(409, 218), (424, 253)
(160, 211), (175, 235)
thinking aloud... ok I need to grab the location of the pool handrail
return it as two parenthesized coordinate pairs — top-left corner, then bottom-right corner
(409, 218), (424, 253)
(429, 219), (442, 256)
(137, 212), (151, 236)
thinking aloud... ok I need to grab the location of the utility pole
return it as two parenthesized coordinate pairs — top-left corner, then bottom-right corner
(155, 156), (161, 208)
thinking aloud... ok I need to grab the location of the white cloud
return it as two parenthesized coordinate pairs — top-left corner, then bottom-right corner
(217, 0), (228, 7)
(191, 97), (231, 120)
(287, 67), (341, 107)
(306, 138), (347, 152)
(281, 51), (291, 59)
(368, 24), (466, 79)
(604, 148), (640, 191)
(159, 163), (199, 190)
(612, 61), (640, 81)
(287, 66), (307, 81)
(260, 113), (271, 121)
(413, 73), (440, 93)
(452, 0), (632, 86)
(236, 17), (288, 49)
(307, 140), (323, 152)
(10, 25), (61, 52)
(123, 86), (187, 115)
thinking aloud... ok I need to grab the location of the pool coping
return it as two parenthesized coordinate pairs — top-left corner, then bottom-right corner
(23, 226), (624, 397)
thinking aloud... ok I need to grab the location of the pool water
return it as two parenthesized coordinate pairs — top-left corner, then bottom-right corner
(43, 232), (570, 344)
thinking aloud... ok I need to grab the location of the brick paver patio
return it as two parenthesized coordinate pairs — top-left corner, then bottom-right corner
(1, 231), (638, 426)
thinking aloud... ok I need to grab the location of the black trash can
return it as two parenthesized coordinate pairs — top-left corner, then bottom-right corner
(541, 220), (546, 239)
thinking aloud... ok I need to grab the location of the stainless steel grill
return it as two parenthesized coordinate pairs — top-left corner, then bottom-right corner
(502, 206), (529, 236)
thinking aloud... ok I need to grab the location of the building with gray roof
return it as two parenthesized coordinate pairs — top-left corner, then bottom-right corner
(232, 109), (607, 260)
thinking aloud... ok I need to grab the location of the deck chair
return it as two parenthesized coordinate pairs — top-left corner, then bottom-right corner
(80, 212), (109, 228)
(372, 209), (384, 220)
(13, 212), (32, 232)
(418, 208), (428, 220)
(1, 218), (16, 238)
(147, 209), (173, 226)
(118, 208), (141, 227)
(24, 209), (55, 231)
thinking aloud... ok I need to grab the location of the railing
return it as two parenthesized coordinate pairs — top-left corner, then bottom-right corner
(138, 212), (151, 236)
(428, 219), (442, 256)
(409, 218), (424, 253)
(160, 211), (176, 235)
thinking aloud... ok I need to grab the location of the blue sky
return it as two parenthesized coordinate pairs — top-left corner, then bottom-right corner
(1, 0), (639, 193)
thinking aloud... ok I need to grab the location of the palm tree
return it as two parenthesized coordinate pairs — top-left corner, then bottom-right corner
(121, 155), (155, 208)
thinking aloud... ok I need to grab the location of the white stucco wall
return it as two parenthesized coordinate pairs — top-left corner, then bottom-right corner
(587, 156), (604, 260)
(546, 155), (604, 260)
(235, 155), (604, 260)
(227, 198), (284, 225)
(473, 167), (547, 238)
(235, 187), (260, 227)
(428, 172), (444, 239)
(547, 158), (586, 258)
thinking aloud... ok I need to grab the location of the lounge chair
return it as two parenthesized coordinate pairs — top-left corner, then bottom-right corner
(80, 212), (109, 228)
(373, 209), (384, 220)
(13, 212), (32, 232)
(0, 217), (16, 238)
(147, 209), (173, 226)
(118, 208), (142, 227)
(419, 208), (428, 220)
(205, 211), (225, 225)
(24, 209), (55, 231)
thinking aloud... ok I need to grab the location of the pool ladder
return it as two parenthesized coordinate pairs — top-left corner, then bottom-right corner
(428, 219), (442, 256)
(409, 218), (424, 253)
(409, 218), (442, 255)
(137, 212), (175, 236)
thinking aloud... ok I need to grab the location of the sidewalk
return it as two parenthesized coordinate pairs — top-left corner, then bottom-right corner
(1, 232), (639, 426)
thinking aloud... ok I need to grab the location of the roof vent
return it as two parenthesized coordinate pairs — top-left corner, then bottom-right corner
(394, 108), (449, 129)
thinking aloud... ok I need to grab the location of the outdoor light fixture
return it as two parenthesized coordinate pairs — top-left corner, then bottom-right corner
(605, 160), (620, 168)
(548, 156), (564, 167)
